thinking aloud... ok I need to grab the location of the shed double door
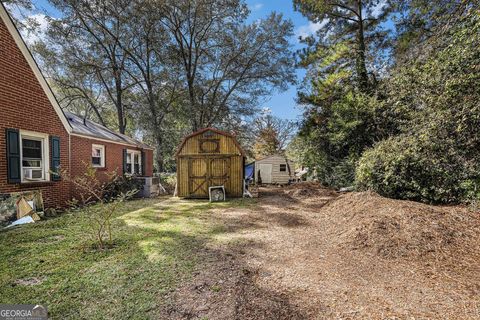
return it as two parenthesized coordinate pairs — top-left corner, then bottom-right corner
(188, 157), (231, 198)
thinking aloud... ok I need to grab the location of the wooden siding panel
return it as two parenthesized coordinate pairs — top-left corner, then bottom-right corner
(176, 129), (244, 198)
(178, 132), (242, 156)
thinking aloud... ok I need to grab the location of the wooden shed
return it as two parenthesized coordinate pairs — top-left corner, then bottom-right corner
(176, 128), (245, 198)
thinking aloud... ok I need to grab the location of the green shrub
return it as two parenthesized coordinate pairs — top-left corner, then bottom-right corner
(104, 175), (142, 200)
(61, 165), (137, 249)
(356, 12), (480, 204)
(158, 173), (176, 194)
(356, 135), (480, 204)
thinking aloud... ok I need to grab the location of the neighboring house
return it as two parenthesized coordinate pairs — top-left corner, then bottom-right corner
(0, 3), (154, 215)
(176, 128), (245, 198)
(254, 154), (295, 184)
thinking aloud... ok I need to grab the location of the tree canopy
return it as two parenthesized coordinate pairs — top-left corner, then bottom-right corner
(24, 0), (295, 171)
(294, 0), (480, 203)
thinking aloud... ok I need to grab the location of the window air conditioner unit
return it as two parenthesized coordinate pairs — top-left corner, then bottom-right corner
(24, 168), (43, 180)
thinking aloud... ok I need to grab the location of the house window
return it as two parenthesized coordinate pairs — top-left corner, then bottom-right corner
(20, 131), (49, 182)
(126, 152), (132, 173)
(126, 150), (141, 175)
(91, 144), (105, 167)
(280, 164), (287, 172)
(134, 153), (140, 174)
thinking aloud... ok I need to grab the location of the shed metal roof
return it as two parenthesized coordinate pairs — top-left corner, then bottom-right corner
(65, 111), (153, 149)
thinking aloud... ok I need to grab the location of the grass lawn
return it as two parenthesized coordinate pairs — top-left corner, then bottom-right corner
(0, 197), (254, 319)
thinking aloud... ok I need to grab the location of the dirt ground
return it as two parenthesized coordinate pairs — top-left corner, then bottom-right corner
(160, 183), (480, 319)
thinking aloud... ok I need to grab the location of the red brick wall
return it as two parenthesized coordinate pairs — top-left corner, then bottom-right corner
(144, 149), (153, 176)
(0, 17), (71, 209)
(70, 135), (153, 198)
(0, 16), (154, 209)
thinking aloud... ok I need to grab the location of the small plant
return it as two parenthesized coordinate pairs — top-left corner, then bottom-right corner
(210, 285), (221, 292)
(158, 173), (176, 194)
(104, 174), (143, 200)
(59, 163), (137, 250)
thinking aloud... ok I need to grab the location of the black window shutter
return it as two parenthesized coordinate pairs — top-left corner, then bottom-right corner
(6, 129), (21, 183)
(50, 136), (61, 181)
(141, 150), (145, 176)
(123, 149), (128, 174)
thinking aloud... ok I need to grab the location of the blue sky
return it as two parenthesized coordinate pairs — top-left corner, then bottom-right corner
(246, 0), (311, 121)
(22, 0), (311, 121)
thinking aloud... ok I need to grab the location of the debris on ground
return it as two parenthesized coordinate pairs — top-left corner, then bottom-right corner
(4, 216), (35, 228)
(13, 277), (46, 286)
(164, 185), (480, 319)
(339, 186), (355, 192)
(1, 192), (44, 227)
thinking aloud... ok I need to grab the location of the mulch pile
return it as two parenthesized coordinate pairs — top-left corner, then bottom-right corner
(322, 191), (480, 259)
(283, 182), (337, 198)
(284, 184), (480, 261)
(159, 184), (480, 319)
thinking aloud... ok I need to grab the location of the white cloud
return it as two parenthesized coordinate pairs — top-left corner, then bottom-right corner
(295, 20), (328, 39)
(21, 13), (50, 45)
(371, 0), (387, 18)
(251, 3), (264, 11)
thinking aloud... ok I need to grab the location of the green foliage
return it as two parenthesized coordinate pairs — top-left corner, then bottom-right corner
(296, 90), (385, 188)
(294, 0), (392, 92)
(356, 135), (480, 203)
(104, 175), (142, 201)
(158, 173), (177, 194)
(356, 10), (480, 203)
(296, 3), (480, 203)
(61, 164), (137, 249)
(293, 0), (396, 188)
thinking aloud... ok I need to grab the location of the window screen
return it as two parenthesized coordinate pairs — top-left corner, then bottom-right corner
(91, 145), (105, 167)
(133, 153), (140, 174)
(22, 139), (42, 167)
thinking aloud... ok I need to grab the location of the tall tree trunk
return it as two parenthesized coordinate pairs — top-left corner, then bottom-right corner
(155, 133), (164, 173)
(187, 77), (199, 131)
(356, 0), (369, 92)
(115, 73), (126, 134)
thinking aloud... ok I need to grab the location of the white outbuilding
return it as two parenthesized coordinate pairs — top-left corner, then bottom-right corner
(254, 154), (295, 184)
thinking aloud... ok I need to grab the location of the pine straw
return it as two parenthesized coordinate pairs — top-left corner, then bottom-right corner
(155, 185), (480, 318)
(283, 182), (338, 199)
(322, 191), (480, 260)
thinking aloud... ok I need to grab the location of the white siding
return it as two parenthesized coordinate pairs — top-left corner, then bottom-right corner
(254, 155), (295, 184)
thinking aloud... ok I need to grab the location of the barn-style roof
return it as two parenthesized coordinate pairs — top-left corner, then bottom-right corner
(176, 127), (245, 156)
(65, 111), (153, 149)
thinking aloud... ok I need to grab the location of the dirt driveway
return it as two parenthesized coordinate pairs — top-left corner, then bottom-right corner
(161, 185), (480, 319)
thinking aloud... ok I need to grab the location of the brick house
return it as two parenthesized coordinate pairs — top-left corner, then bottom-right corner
(0, 3), (154, 213)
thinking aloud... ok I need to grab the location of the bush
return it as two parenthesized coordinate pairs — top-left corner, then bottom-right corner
(61, 164), (137, 249)
(356, 12), (480, 204)
(104, 175), (142, 200)
(356, 135), (480, 204)
(158, 173), (176, 194)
